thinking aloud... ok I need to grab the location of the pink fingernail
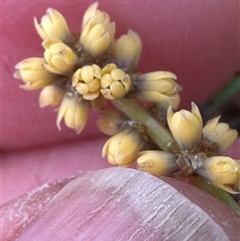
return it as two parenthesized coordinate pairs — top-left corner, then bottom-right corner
(2, 168), (239, 241)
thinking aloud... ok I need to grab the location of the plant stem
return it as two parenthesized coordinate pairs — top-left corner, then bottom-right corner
(112, 98), (178, 153)
(208, 75), (240, 108)
(189, 176), (240, 215)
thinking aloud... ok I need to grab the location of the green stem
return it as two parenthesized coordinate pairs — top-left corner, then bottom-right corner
(189, 176), (240, 215)
(112, 98), (178, 153)
(208, 75), (240, 108)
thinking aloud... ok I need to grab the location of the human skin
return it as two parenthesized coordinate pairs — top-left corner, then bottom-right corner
(1, 0), (240, 240)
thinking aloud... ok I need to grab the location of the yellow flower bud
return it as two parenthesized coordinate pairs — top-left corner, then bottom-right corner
(100, 64), (131, 99)
(39, 85), (65, 108)
(42, 39), (78, 75)
(56, 93), (89, 133)
(112, 30), (142, 71)
(97, 109), (127, 135)
(134, 71), (181, 102)
(137, 150), (179, 176)
(80, 10), (115, 57)
(102, 128), (144, 167)
(203, 116), (238, 152)
(167, 102), (203, 150)
(72, 65), (101, 100)
(34, 8), (73, 44)
(14, 57), (56, 90)
(197, 156), (239, 194)
(82, 2), (99, 27)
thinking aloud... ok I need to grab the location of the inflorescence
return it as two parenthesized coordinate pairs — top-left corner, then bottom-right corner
(14, 3), (240, 210)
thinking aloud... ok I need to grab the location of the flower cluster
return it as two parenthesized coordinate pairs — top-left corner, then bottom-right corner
(138, 103), (239, 194)
(14, 3), (239, 203)
(15, 2), (179, 133)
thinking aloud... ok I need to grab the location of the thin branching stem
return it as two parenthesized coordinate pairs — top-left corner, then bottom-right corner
(112, 97), (178, 153)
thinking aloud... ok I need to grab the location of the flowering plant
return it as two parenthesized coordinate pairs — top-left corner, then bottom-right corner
(14, 2), (240, 215)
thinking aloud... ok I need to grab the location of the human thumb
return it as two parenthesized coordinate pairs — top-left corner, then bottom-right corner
(2, 167), (239, 240)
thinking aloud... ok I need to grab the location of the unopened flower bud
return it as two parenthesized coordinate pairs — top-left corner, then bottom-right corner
(42, 39), (78, 75)
(112, 30), (142, 71)
(134, 71), (181, 102)
(80, 10), (115, 57)
(97, 109), (127, 135)
(14, 57), (56, 90)
(56, 93), (89, 133)
(82, 2), (100, 27)
(39, 85), (65, 108)
(167, 102), (203, 150)
(137, 151), (179, 176)
(197, 156), (239, 194)
(203, 116), (238, 152)
(100, 63), (131, 99)
(34, 8), (73, 44)
(72, 65), (101, 100)
(102, 128), (144, 167)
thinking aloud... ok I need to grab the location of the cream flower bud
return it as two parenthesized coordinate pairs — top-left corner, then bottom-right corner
(203, 116), (238, 152)
(42, 39), (78, 75)
(80, 11), (115, 57)
(137, 151), (179, 176)
(134, 71), (181, 102)
(102, 128), (144, 167)
(100, 64), (131, 99)
(112, 30), (142, 71)
(56, 93), (89, 133)
(72, 65), (101, 100)
(97, 109), (127, 135)
(167, 102), (203, 150)
(197, 156), (239, 194)
(39, 85), (65, 108)
(82, 2), (99, 27)
(34, 8), (73, 44)
(14, 57), (55, 90)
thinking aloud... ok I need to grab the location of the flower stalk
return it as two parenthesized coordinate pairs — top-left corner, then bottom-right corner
(112, 97), (179, 153)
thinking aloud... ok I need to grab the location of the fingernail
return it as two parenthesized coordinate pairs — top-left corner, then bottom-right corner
(2, 176), (76, 240)
(2, 168), (239, 240)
